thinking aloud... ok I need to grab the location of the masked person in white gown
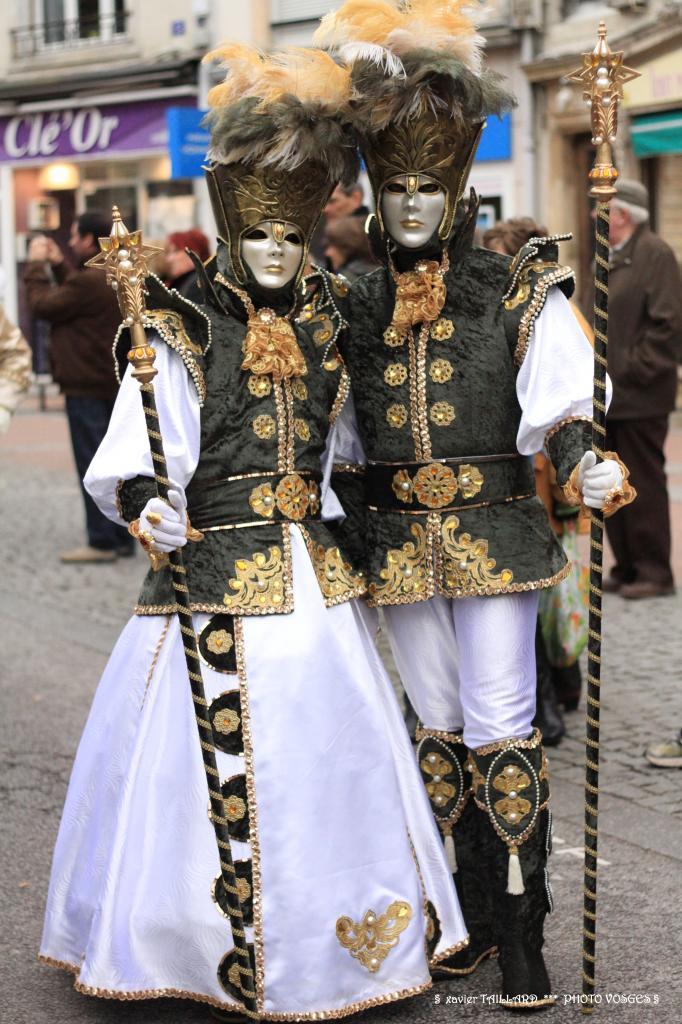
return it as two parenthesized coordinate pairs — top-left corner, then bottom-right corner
(39, 46), (468, 1022)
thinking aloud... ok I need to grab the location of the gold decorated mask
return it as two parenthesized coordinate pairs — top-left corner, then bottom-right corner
(205, 161), (334, 284)
(360, 110), (484, 242)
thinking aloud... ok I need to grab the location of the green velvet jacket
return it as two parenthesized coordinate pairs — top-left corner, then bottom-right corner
(116, 247), (365, 616)
(341, 203), (590, 607)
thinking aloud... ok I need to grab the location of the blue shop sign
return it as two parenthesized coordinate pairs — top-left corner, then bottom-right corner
(167, 107), (210, 178)
(476, 113), (512, 163)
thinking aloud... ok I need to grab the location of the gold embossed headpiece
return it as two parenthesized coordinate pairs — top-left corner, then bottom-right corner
(315, 0), (515, 241)
(203, 45), (358, 283)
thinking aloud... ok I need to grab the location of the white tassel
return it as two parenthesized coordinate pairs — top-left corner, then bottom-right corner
(444, 832), (458, 874)
(507, 846), (524, 895)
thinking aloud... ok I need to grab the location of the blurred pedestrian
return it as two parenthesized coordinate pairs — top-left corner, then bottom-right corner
(24, 211), (132, 563)
(164, 228), (210, 302)
(483, 215), (548, 258)
(324, 215), (378, 282)
(592, 180), (682, 598)
(323, 181), (368, 223)
(0, 286), (32, 435)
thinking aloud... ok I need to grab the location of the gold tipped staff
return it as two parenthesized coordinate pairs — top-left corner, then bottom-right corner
(568, 25), (639, 1014)
(87, 208), (259, 1020)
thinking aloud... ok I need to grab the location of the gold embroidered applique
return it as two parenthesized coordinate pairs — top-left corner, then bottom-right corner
(307, 543), (363, 601)
(241, 306), (307, 381)
(420, 753), (457, 807)
(308, 479), (321, 516)
(275, 473), (310, 520)
(429, 358), (453, 383)
(332, 275), (349, 298)
(430, 318), (454, 341)
(294, 417), (311, 442)
(384, 325), (406, 347)
(223, 546), (286, 610)
(336, 901), (413, 973)
(144, 309), (203, 354)
(413, 464), (458, 509)
(387, 403), (408, 428)
(291, 378), (308, 401)
(370, 523), (430, 601)
(299, 302), (315, 322)
(429, 401), (456, 427)
(249, 482), (276, 518)
(313, 316), (334, 346)
(384, 363), (408, 387)
(392, 469), (414, 504)
(493, 764), (532, 825)
(457, 464), (484, 499)
(206, 630), (234, 656)
(440, 515), (514, 592)
(247, 374), (272, 398)
(252, 414), (276, 439)
(213, 708), (240, 735)
(223, 795), (247, 822)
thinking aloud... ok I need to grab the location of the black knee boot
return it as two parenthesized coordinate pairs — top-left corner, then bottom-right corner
(469, 729), (555, 1010)
(416, 727), (497, 976)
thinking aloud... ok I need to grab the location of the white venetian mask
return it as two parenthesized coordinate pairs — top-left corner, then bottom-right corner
(240, 220), (303, 288)
(380, 174), (446, 249)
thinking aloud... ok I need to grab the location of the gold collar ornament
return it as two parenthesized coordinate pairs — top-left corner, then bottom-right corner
(386, 252), (449, 344)
(216, 271), (307, 381)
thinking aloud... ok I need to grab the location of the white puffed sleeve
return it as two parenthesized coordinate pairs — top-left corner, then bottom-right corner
(84, 337), (201, 525)
(515, 287), (612, 456)
(320, 392), (367, 522)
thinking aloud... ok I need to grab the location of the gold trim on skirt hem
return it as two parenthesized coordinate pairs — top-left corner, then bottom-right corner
(429, 936), (470, 966)
(38, 954), (433, 1020)
(431, 945), (498, 976)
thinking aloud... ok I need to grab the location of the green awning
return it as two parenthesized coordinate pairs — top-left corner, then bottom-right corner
(631, 110), (682, 157)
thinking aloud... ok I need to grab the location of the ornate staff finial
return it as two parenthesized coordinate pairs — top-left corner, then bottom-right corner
(86, 205), (163, 352)
(568, 20), (640, 199)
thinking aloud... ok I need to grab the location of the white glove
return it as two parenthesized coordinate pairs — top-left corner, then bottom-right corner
(578, 451), (624, 509)
(0, 406), (11, 436)
(139, 489), (188, 552)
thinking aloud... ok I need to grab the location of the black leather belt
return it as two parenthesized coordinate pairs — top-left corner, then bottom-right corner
(365, 454), (534, 513)
(187, 470), (323, 530)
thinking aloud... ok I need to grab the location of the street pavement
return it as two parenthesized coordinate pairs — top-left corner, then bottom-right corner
(1, 392), (681, 1024)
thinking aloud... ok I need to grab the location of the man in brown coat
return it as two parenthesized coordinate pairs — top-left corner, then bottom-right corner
(598, 180), (682, 598)
(24, 211), (133, 562)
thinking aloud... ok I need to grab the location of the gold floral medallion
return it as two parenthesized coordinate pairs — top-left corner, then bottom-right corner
(429, 358), (453, 384)
(275, 473), (310, 520)
(384, 363), (408, 387)
(386, 403), (408, 429)
(223, 795), (246, 822)
(413, 464), (458, 509)
(213, 708), (240, 735)
(336, 901), (413, 973)
(430, 401), (456, 427)
(249, 482), (276, 518)
(457, 464), (484, 499)
(206, 629), (234, 655)
(247, 374), (272, 398)
(252, 414), (276, 440)
(392, 469), (414, 504)
(430, 317), (454, 341)
(383, 325), (406, 347)
(294, 418), (311, 442)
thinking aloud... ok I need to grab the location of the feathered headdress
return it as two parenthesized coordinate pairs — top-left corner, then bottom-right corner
(202, 44), (359, 282)
(315, 1), (516, 239)
(203, 44), (358, 183)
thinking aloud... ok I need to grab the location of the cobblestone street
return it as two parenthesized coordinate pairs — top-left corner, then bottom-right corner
(1, 393), (681, 1024)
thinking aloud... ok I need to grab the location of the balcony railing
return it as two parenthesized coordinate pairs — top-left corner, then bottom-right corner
(11, 11), (130, 60)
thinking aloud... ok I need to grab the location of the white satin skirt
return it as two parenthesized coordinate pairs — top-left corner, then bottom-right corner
(40, 527), (467, 1019)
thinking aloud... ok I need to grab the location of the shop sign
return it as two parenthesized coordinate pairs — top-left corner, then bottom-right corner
(624, 51), (682, 110)
(167, 107), (210, 178)
(0, 97), (195, 164)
